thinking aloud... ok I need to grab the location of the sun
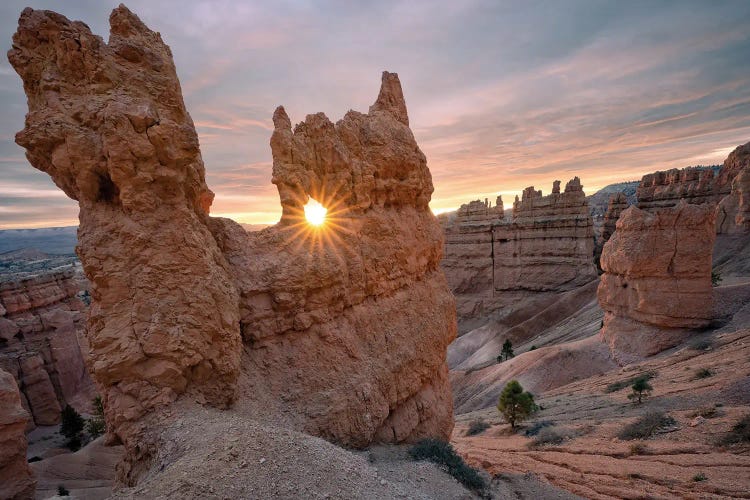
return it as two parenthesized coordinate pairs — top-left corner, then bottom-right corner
(304, 198), (327, 227)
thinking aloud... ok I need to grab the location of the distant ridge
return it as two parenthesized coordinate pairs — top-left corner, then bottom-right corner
(0, 226), (78, 255)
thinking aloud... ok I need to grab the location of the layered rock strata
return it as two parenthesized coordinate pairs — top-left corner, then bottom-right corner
(10, 6), (455, 485)
(442, 178), (597, 330)
(0, 268), (90, 428)
(637, 141), (750, 235)
(0, 368), (36, 500)
(494, 177), (597, 291)
(601, 192), (628, 245)
(598, 202), (716, 361)
(716, 142), (750, 234)
(637, 167), (725, 211)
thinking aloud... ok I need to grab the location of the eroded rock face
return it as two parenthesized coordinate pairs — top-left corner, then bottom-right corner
(0, 368), (36, 500)
(214, 71), (455, 446)
(637, 141), (750, 235)
(716, 143), (750, 234)
(598, 202), (716, 361)
(601, 192), (628, 246)
(495, 177), (597, 291)
(0, 268), (90, 428)
(10, 6), (455, 485)
(442, 178), (597, 331)
(9, 6), (243, 481)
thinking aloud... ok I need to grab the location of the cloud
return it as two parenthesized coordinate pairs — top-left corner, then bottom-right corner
(0, 0), (749, 226)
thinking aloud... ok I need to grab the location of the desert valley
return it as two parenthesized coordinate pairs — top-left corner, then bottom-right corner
(1, 4), (749, 500)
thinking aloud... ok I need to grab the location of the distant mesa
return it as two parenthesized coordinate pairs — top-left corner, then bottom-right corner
(442, 176), (597, 333)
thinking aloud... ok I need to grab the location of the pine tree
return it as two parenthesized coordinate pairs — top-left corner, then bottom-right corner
(628, 378), (653, 404)
(497, 380), (535, 429)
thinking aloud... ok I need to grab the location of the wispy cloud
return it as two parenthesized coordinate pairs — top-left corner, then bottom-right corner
(0, 0), (749, 227)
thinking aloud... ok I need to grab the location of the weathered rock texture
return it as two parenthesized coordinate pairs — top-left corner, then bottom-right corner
(601, 192), (628, 247)
(637, 166), (725, 211)
(10, 6), (455, 486)
(716, 142), (750, 234)
(0, 268), (90, 428)
(495, 177), (597, 291)
(598, 202), (716, 361)
(442, 178), (597, 331)
(0, 368), (36, 500)
(637, 141), (750, 235)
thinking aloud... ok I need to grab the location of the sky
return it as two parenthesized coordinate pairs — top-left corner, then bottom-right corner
(1, 1), (749, 229)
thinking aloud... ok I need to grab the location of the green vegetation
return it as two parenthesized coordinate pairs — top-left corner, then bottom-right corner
(529, 345), (537, 351)
(60, 405), (84, 451)
(497, 380), (536, 429)
(466, 419), (490, 436)
(85, 395), (106, 438)
(524, 420), (553, 437)
(711, 270), (722, 287)
(628, 377), (653, 404)
(720, 414), (750, 445)
(694, 368), (713, 380)
(617, 412), (676, 440)
(529, 427), (565, 447)
(604, 371), (656, 393)
(693, 472), (707, 482)
(628, 442), (648, 456)
(496, 339), (515, 363)
(57, 485), (70, 496)
(409, 439), (487, 495)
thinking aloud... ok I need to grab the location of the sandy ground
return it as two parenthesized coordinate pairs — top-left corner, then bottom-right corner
(452, 326), (750, 499)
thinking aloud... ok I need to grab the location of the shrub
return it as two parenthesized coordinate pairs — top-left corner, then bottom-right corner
(529, 345), (537, 351)
(497, 380), (536, 429)
(711, 270), (722, 287)
(530, 428), (565, 447)
(628, 442), (648, 455)
(690, 338), (713, 351)
(618, 412), (676, 440)
(466, 419), (490, 436)
(628, 377), (653, 404)
(693, 472), (707, 482)
(689, 406), (718, 419)
(605, 371), (656, 393)
(409, 439), (487, 494)
(721, 414), (750, 445)
(60, 405), (84, 450)
(85, 396), (106, 438)
(57, 485), (70, 496)
(524, 420), (554, 437)
(694, 368), (713, 380)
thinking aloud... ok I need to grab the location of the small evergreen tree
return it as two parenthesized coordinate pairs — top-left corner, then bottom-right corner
(60, 405), (84, 450)
(499, 339), (514, 361)
(85, 396), (106, 438)
(628, 378), (652, 404)
(497, 380), (535, 429)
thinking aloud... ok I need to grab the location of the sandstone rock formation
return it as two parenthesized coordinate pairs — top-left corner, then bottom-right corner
(0, 268), (90, 428)
(443, 178), (597, 332)
(495, 177), (597, 291)
(600, 192), (628, 246)
(0, 368), (36, 500)
(716, 142), (750, 234)
(637, 167), (724, 211)
(598, 202), (716, 361)
(637, 141), (750, 236)
(10, 6), (455, 485)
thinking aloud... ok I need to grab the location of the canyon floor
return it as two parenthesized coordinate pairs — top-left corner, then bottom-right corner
(453, 324), (750, 499)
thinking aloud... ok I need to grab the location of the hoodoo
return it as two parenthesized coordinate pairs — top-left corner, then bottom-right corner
(9, 6), (455, 485)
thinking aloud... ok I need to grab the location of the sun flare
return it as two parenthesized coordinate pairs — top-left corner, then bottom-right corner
(304, 199), (327, 227)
